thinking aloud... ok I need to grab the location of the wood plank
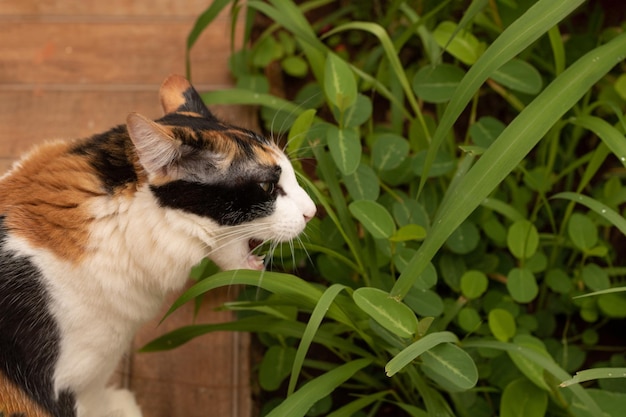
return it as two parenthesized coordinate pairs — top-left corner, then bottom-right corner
(0, 90), (257, 161)
(0, 21), (238, 86)
(0, 0), (220, 17)
(0, 90), (161, 158)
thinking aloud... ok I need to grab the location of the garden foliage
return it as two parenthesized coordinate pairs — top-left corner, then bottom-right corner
(145, 0), (626, 415)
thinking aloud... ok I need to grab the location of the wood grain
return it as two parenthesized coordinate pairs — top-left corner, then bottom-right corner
(0, 21), (238, 86)
(0, 0), (218, 17)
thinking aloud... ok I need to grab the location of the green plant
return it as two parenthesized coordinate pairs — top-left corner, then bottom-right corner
(145, 1), (626, 415)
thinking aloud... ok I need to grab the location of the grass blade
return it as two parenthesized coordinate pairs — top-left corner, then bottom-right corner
(162, 270), (355, 327)
(570, 115), (626, 167)
(288, 284), (347, 395)
(385, 331), (458, 377)
(392, 32), (626, 299)
(266, 358), (372, 417)
(560, 368), (626, 387)
(201, 89), (305, 115)
(552, 191), (626, 237)
(185, 0), (234, 79)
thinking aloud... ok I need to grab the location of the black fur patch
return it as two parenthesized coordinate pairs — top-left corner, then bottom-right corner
(150, 177), (278, 226)
(0, 217), (76, 416)
(179, 87), (216, 120)
(70, 126), (138, 193)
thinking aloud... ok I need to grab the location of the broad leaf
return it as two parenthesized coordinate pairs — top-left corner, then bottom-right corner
(421, 343), (478, 391)
(500, 378), (548, 417)
(349, 200), (396, 239)
(353, 287), (417, 339)
(325, 52), (357, 112)
(327, 125), (361, 175)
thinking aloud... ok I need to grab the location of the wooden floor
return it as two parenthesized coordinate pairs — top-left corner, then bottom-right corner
(0, 1), (252, 416)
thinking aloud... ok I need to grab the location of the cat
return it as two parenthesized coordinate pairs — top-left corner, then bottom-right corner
(0, 74), (316, 417)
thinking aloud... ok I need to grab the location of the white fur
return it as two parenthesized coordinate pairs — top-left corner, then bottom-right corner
(5, 153), (315, 417)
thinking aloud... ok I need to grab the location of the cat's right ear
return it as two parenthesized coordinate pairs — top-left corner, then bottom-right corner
(160, 74), (216, 120)
(126, 112), (181, 177)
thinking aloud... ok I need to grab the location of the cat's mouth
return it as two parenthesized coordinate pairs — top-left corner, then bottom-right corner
(246, 239), (266, 270)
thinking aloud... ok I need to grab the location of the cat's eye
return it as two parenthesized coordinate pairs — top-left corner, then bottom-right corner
(259, 181), (276, 194)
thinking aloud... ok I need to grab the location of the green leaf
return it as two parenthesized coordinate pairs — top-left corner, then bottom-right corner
(161, 270), (354, 328)
(446, 221), (480, 254)
(460, 270), (489, 299)
(185, 0), (233, 78)
(488, 308), (516, 342)
(598, 293), (626, 318)
(491, 58), (543, 94)
(568, 213), (598, 251)
(327, 125), (361, 175)
(507, 219), (539, 260)
(432, 21), (484, 65)
(507, 267), (539, 303)
(500, 378), (548, 417)
(326, 392), (391, 417)
(287, 109), (317, 157)
(561, 367), (626, 387)
(349, 200), (396, 239)
(546, 268), (573, 294)
(469, 116), (506, 148)
(385, 331), (458, 377)
(372, 133), (410, 171)
(266, 359), (371, 417)
(508, 334), (551, 391)
(333, 94), (373, 128)
(421, 343), (479, 391)
(201, 89), (304, 115)
(458, 307), (481, 333)
(324, 52), (357, 112)
(288, 284), (347, 395)
(390, 224), (427, 242)
(570, 115), (626, 168)
(343, 164), (380, 201)
(282, 55), (308, 77)
(616, 73), (626, 100)
(413, 151), (456, 178)
(552, 192), (626, 238)
(581, 263), (610, 292)
(404, 289), (445, 317)
(353, 287), (417, 339)
(260, 345), (297, 391)
(412, 64), (466, 103)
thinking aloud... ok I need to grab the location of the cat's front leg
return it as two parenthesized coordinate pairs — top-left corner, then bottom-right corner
(76, 387), (142, 417)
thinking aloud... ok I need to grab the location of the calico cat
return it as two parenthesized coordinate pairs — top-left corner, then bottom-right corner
(0, 74), (316, 417)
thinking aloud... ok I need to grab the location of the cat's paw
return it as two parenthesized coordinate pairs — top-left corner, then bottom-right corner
(77, 388), (142, 417)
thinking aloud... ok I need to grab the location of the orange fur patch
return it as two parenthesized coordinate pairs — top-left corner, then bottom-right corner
(0, 141), (106, 263)
(0, 370), (51, 417)
(160, 74), (192, 114)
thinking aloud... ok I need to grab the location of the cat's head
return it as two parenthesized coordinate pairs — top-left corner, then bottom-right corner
(126, 75), (316, 271)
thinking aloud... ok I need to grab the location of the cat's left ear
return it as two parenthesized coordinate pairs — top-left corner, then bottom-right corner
(127, 112), (181, 176)
(159, 74), (216, 120)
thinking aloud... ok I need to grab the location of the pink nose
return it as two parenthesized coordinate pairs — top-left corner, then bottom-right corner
(304, 213), (314, 222)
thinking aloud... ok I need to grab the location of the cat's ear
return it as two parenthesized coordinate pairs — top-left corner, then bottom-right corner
(127, 112), (181, 176)
(159, 74), (216, 120)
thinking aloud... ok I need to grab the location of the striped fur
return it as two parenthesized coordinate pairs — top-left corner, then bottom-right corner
(0, 75), (316, 417)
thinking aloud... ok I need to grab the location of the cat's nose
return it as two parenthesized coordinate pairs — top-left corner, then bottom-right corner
(303, 204), (316, 223)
